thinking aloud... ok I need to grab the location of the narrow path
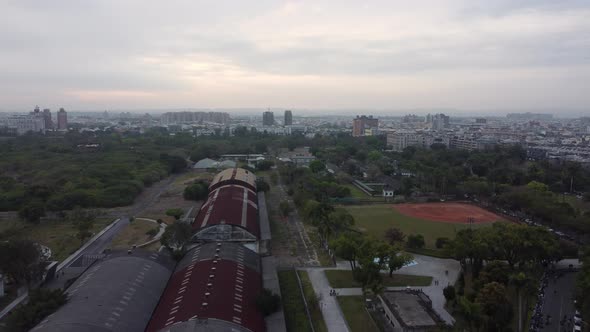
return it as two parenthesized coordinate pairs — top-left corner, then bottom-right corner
(303, 268), (350, 332)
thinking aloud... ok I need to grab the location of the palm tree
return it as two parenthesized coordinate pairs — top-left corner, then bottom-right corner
(510, 272), (529, 332)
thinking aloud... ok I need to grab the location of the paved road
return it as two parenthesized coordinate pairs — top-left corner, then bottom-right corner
(65, 217), (130, 269)
(304, 268), (350, 332)
(539, 271), (578, 332)
(315, 253), (461, 325)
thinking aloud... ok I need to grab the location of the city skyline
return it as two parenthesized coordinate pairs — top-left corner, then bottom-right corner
(1, 1), (590, 114)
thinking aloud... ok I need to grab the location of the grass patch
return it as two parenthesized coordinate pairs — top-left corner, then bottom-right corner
(325, 270), (432, 288)
(297, 270), (328, 332)
(0, 218), (112, 261)
(110, 219), (158, 249)
(337, 296), (380, 332)
(344, 204), (495, 248)
(304, 224), (334, 267)
(344, 184), (384, 201)
(278, 270), (313, 332)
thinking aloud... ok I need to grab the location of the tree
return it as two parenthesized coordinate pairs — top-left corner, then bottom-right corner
(309, 160), (326, 173)
(387, 251), (413, 277)
(436, 237), (451, 249)
(183, 182), (209, 201)
(385, 227), (405, 245)
(0, 240), (46, 287)
(476, 282), (513, 331)
(331, 232), (362, 269)
(18, 201), (46, 223)
(166, 208), (184, 220)
(68, 207), (97, 243)
(443, 285), (456, 302)
(160, 221), (192, 251)
(255, 288), (281, 316)
(406, 234), (425, 249)
(279, 201), (292, 217)
(6, 288), (68, 332)
(256, 160), (274, 171)
(256, 178), (270, 192)
(458, 296), (482, 332)
(510, 272), (530, 332)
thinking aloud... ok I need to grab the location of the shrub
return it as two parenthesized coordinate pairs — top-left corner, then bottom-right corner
(256, 288), (281, 316)
(443, 285), (456, 302)
(407, 234), (425, 249)
(436, 237), (451, 249)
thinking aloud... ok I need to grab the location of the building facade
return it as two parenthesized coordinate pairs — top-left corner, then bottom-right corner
(284, 110), (293, 125)
(352, 115), (379, 137)
(262, 111), (274, 126)
(57, 108), (68, 130)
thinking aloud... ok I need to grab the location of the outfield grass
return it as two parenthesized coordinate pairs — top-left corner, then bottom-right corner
(337, 296), (380, 332)
(344, 204), (494, 248)
(325, 270), (432, 288)
(278, 270), (314, 332)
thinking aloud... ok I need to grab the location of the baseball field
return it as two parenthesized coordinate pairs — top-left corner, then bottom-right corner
(344, 202), (503, 249)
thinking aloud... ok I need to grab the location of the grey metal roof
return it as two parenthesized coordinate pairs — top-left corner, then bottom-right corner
(31, 250), (174, 332)
(156, 318), (252, 332)
(177, 242), (260, 274)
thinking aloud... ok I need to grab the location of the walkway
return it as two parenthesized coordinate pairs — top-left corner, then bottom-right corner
(303, 268), (350, 332)
(308, 253), (461, 325)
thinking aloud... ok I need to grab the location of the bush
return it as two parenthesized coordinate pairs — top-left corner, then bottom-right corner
(256, 288), (281, 316)
(407, 234), (425, 249)
(256, 160), (274, 171)
(6, 288), (68, 332)
(256, 178), (270, 192)
(443, 285), (456, 302)
(183, 182), (209, 201)
(146, 227), (159, 238)
(436, 237), (451, 249)
(165, 208), (184, 220)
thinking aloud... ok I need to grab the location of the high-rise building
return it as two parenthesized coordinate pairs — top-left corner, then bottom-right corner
(352, 115), (379, 137)
(262, 111), (274, 126)
(284, 110), (293, 126)
(57, 108), (68, 130)
(42, 108), (53, 130)
(427, 113), (450, 131)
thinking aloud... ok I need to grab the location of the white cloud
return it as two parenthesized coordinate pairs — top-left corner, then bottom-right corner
(0, 0), (589, 112)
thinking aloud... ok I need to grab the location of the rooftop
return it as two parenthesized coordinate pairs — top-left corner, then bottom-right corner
(209, 168), (256, 192)
(146, 243), (264, 332)
(193, 185), (259, 239)
(32, 250), (175, 332)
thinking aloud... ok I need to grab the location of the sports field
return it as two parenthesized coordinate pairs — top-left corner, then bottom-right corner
(344, 203), (503, 248)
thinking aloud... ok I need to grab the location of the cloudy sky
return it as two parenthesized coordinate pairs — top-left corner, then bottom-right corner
(1, 0), (589, 114)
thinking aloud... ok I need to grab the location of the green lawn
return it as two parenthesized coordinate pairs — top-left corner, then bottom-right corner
(337, 296), (380, 332)
(278, 270), (314, 332)
(344, 184), (384, 201)
(344, 204), (494, 248)
(325, 270), (432, 288)
(0, 217), (113, 261)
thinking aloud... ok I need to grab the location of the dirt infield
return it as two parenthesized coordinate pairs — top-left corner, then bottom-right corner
(393, 203), (502, 224)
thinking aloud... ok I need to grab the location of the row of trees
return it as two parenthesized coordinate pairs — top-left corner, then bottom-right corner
(446, 223), (565, 332)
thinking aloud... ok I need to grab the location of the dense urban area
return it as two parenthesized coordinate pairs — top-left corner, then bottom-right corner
(0, 108), (588, 332)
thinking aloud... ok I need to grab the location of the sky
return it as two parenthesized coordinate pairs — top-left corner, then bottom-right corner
(1, 0), (590, 115)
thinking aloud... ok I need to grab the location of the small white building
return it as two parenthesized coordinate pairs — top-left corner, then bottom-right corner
(383, 185), (394, 198)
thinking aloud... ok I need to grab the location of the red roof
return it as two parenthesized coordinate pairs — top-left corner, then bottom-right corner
(146, 254), (265, 332)
(193, 185), (259, 238)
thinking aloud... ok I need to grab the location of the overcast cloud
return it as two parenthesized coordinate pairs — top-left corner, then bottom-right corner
(1, 0), (589, 114)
